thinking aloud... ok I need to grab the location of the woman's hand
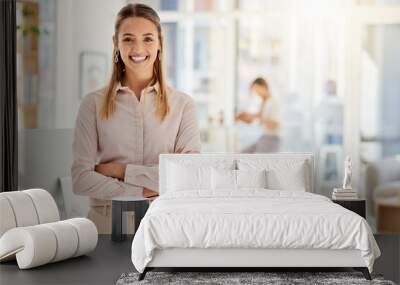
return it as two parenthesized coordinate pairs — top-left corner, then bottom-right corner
(95, 163), (126, 180)
(236, 112), (259, 123)
(143, 188), (159, 198)
(95, 164), (159, 198)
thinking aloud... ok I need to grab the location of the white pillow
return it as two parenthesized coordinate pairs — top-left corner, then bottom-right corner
(237, 169), (267, 189)
(211, 169), (268, 190)
(167, 163), (212, 191)
(238, 159), (308, 191)
(267, 168), (306, 191)
(212, 168), (237, 190)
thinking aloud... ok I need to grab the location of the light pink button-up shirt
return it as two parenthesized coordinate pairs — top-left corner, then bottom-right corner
(71, 83), (201, 206)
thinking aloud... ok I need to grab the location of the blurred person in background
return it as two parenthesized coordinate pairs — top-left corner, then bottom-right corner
(236, 77), (281, 153)
(315, 79), (343, 146)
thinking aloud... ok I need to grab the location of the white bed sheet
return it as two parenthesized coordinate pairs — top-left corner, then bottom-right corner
(131, 190), (380, 273)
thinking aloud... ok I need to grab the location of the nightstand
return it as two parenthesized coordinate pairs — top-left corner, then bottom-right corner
(111, 197), (150, 242)
(332, 199), (366, 218)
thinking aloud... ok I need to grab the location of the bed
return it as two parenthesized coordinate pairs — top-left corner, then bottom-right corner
(131, 153), (380, 281)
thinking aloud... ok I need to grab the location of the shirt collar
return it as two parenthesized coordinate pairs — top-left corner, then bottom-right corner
(116, 80), (160, 95)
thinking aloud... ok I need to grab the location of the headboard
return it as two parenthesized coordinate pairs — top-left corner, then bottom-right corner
(159, 153), (314, 195)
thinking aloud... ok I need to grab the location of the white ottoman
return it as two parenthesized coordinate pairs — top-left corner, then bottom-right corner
(0, 189), (98, 269)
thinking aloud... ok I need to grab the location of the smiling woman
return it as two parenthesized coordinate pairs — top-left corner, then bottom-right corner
(71, 3), (201, 234)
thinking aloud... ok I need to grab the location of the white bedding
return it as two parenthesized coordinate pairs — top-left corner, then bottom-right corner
(131, 190), (380, 273)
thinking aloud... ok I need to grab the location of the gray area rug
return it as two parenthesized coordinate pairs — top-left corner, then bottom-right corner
(116, 271), (396, 285)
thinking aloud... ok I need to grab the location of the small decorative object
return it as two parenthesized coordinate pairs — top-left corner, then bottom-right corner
(332, 156), (357, 200)
(342, 156), (352, 190)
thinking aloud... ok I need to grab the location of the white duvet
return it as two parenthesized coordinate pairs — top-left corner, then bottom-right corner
(131, 190), (380, 273)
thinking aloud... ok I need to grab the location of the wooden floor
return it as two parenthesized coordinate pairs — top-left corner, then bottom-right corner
(0, 234), (398, 285)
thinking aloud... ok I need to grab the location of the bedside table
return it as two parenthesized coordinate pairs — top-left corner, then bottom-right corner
(332, 199), (366, 218)
(111, 196), (151, 242)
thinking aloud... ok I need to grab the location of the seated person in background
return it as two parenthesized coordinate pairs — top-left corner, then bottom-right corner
(236, 77), (281, 153)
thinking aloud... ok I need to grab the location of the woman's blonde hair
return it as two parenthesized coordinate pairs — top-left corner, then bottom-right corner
(101, 3), (169, 120)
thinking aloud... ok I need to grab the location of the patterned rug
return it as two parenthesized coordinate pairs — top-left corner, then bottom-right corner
(116, 271), (396, 285)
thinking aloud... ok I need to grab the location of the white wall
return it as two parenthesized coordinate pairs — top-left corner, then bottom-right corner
(55, 0), (125, 128)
